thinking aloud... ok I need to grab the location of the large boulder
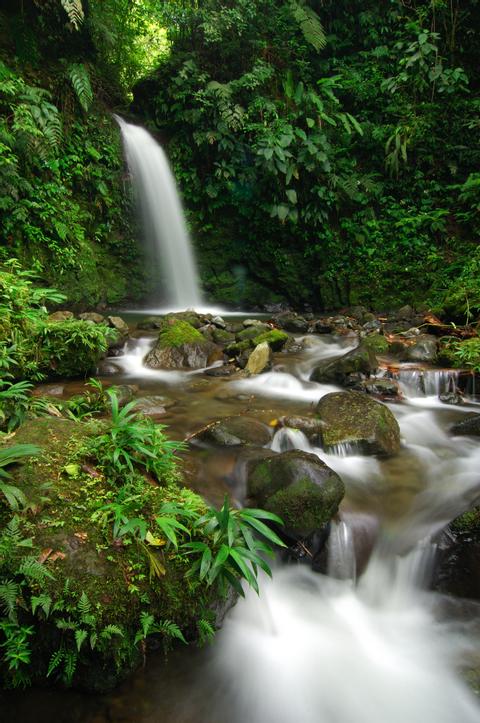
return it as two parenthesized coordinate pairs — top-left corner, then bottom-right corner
(245, 449), (344, 538)
(433, 507), (480, 601)
(310, 344), (378, 386)
(190, 415), (272, 447)
(245, 341), (272, 375)
(316, 391), (401, 457)
(144, 319), (223, 370)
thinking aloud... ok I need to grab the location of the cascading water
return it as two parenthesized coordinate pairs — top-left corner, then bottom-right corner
(115, 116), (203, 310)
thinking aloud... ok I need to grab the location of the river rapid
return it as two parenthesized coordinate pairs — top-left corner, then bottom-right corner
(3, 326), (480, 722)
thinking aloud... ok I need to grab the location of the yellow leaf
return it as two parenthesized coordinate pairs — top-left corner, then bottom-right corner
(145, 531), (166, 547)
(64, 463), (81, 477)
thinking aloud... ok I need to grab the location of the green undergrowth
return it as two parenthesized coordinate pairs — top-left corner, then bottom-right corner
(0, 260), (116, 382)
(0, 391), (284, 690)
(438, 336), (480, 371)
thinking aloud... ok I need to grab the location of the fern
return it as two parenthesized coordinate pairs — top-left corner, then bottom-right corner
(30, 593), (52, 618)
(74, 628), (88, 652)
(290, 1), (326, 52)
(197, 618), (215, 645)
(18, 556), (54, 583)
(100, 624), (124, 640)
(68, 64), (93, 112)
(60, 0), (84, 31)
(156, 619), (186, 644)
(0, 580), (19, 619)
(77, 591), (91, 616)
(47, 649), (64, 677)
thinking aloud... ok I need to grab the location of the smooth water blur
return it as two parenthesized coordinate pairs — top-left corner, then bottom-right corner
(115, 117), (202, 310)
(5, 332), (480, 722)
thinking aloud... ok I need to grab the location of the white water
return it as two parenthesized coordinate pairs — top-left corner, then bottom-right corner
(209, 356), (480, 723)
(115, 116), (203, 310)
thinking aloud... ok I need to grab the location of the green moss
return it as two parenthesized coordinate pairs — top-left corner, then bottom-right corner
(265, 478), (338, 532)
(158, 320), (205, 348)
(362, 334), (389, 354)
(225, 339), (254, 356)
(451, 507), (480, 533)
(212, 328), (236, 345)
(253, 329), (289, 350)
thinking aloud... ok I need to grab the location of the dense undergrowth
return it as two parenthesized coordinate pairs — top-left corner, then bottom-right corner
(134, 0), (480, 316)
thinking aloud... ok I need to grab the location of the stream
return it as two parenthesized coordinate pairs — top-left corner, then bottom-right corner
(2, 326), (480, 722)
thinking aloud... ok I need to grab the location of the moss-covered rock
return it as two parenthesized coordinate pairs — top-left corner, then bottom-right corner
(1, 418), (217, 691)
(253, 329), (289, 350)
(316, 391), (401, 457)
(225, 339), (254, 356)
(245, 450), (344, 538)
(362, 334), (389, 354)
(310, 344), (378, 386)
(144, 319), (223, 370)
(211, 328), (236, 345)
(236, 324), (271, 342)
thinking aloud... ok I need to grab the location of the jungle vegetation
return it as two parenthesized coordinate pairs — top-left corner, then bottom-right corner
(0, 0), (479, 315)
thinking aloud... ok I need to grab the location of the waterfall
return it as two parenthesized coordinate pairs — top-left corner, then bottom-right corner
(115, 116), (203, 310)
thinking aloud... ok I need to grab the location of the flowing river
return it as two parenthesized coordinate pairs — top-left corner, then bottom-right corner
(3, 327), (480, 722)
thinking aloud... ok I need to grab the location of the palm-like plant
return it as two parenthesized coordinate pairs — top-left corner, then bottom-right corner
(0, 444), (40, 510)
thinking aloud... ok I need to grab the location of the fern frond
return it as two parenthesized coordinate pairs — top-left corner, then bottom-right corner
(75, 628), (88, 652)
(156, 619), (186, 643)
(31, 593), (52, 618)
(60, 0), (84, 31)
(68, 64), (93, 112)
(77, 591), (91, 616)
(0, 580), (19, 619)
(47, 649), (64, 677)
(290, 1), (326, 51)
(19, 556), (54, 583)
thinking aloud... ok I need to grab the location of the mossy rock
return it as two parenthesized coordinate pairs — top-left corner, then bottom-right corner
(253, 329), (289, 350)
(236, 324), (271, 342)
(362, 334), (389, 354)
(310, 344), (378, 385)
(1, 418), (217, 691)
(316, 391), (401, 457)
(246, 450), (344, 538)
(225, 339), (254, 356)
(212, 328), (236, 345)
(144, 319), (223, 369)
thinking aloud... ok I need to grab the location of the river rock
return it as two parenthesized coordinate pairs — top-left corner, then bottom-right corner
(245, 449), (345, 538)
(316, 391), (401, 457)
(402, 335), (438, 363)
(212, 316), (227, 329)
(433, 507), (480, 600)
(237, 324), (271, 341)
(107, 315), (129, 336)
(137, 316), (164, 330)
(279, 415), (324, 444)
(78, 312), (105, 324)
(97, 360), (121, 376)
(190, 415), (272, 447)
(134, 395), (175, 418)
(48, 310), (74, 322)
(353, 378), (401, 400)
(245, 341), (272, 375)
(273, 311), (309, 333)
(310, 343), (378, 386)
(145, 341), (223, 370)
(451, 413), (480, 436)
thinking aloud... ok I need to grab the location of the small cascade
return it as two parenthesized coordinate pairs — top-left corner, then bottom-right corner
(328, 441), (357, 457)
(115, 116), (203, 310)
(390, 367), (460, 399)
(270, 427), (311, 453)
(327, 518), (356, 581)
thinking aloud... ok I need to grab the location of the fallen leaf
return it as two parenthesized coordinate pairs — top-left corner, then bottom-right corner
(49, 551), (66, 562)
(38, 548), (53, 564)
